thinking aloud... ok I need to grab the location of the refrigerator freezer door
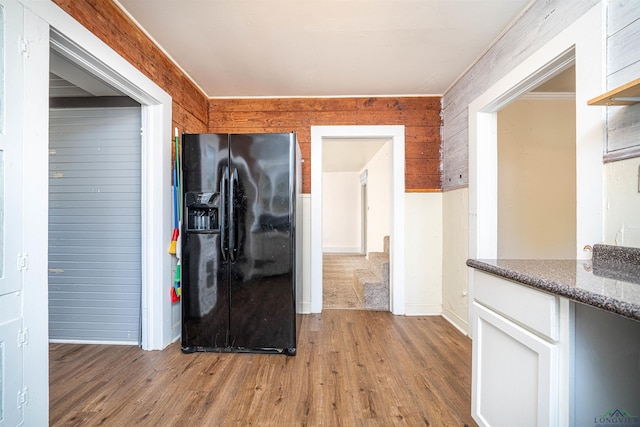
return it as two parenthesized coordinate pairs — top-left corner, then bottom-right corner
(181, 233), (229, 349)
(228, 133), (296, 352)
(181, 134), (230, 351)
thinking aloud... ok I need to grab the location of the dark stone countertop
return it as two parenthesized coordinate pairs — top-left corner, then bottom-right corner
(466, 245), (640, 322)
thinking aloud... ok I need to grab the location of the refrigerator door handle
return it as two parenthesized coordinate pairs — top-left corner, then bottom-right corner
(220, 166), (229, 261)
(229, 167), (239, 262)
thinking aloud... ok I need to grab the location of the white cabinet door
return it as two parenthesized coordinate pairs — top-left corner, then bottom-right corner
(472, 302), (558, 427)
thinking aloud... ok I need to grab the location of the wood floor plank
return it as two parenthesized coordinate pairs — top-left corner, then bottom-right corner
(50, 310), (477, 426)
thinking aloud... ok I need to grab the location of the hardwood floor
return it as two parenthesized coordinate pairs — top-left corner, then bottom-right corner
(50, 310), (477, 426)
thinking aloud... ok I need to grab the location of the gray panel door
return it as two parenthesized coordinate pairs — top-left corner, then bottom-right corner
(48, 106), (142, 344)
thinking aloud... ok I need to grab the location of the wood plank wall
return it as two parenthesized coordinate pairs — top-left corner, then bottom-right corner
(52, 0), (208, 134)
(441, 0), (598, 190)
(604, 1), (640, 159)
(209, 97), (442, 193)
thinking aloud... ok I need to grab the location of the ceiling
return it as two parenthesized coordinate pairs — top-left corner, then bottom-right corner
(50, 49), (123, 97)
(114, 0), (533, 98)
(323, 138), (389, 172)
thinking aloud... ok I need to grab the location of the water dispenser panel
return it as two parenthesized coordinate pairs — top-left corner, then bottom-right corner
(185, 192), (220, 232)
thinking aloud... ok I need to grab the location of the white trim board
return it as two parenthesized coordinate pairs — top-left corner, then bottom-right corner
(322, 247), (363, 254)
(311, 125), (405, 315)
(22, 0), (173, 351)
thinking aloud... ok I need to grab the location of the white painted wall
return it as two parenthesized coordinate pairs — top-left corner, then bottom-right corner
(404, 192), (442, 316)
(442, 188), (470, 333)
(363, 141), (391, 254)
(322, 171), (361, 252)
(300, 195), (312, 313)
(497, 99), (576, 259)
(604, 157), (640, 247)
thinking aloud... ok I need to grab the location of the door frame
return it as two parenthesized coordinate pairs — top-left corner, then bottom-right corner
(468, 4), (603, 261)
(23, 0), (174, 351)
(359, 169), (368, 254)
(310, 125), (405, 314)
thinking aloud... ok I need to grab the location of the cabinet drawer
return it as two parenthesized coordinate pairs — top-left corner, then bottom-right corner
(473, 270), (559, 341)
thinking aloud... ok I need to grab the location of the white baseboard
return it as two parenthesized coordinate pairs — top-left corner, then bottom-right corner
(322, 247), (362, 254)
(48, 339), (138, 346)
(172, 301), (181, 342)
(404, 303), (442, 316)
(298, 301), (312, 314)
(442, 306), (470, 336)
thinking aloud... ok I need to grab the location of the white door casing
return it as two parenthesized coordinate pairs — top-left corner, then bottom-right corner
(23, 0), (173, 351)
(310, 125), (405, 314)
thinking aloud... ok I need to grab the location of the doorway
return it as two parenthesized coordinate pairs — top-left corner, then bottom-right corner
(49, 45), (146, 345)
(48, 103), (143, 344)
(310, 125), (406, 315)
(321, 138), (390, 310)
(44, 21), (172, 352)
(497, 66), (576, 259)
(46, 29), (172, 349)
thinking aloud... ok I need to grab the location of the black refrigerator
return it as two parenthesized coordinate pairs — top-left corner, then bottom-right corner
(180, 132), (301, 355)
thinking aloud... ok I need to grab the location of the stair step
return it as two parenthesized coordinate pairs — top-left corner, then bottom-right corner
(383, 236), (390, 254)
(353, 268), (389, 311)
(353, 268), (379, 292)
(367, 252), (389, 283)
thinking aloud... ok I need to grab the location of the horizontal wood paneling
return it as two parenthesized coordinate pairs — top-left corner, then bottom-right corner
(608, 0), (640, 34)
(209, 97), (442, 193)
(210, 97), (359, 112)
(442, 130), (468, 189)
(607, 19), (640, 76)
(49, 107), (142, 344)
(607, 105), (640, 152)
(53, 0), (208, 135)
(604, 1), (640, 156)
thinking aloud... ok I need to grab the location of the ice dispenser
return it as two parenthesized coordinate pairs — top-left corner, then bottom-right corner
(185, 192), (219, 231)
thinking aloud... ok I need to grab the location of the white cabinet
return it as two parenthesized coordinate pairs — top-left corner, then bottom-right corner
(473, 302), (557, 427)
(471, 271), (570, 427)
